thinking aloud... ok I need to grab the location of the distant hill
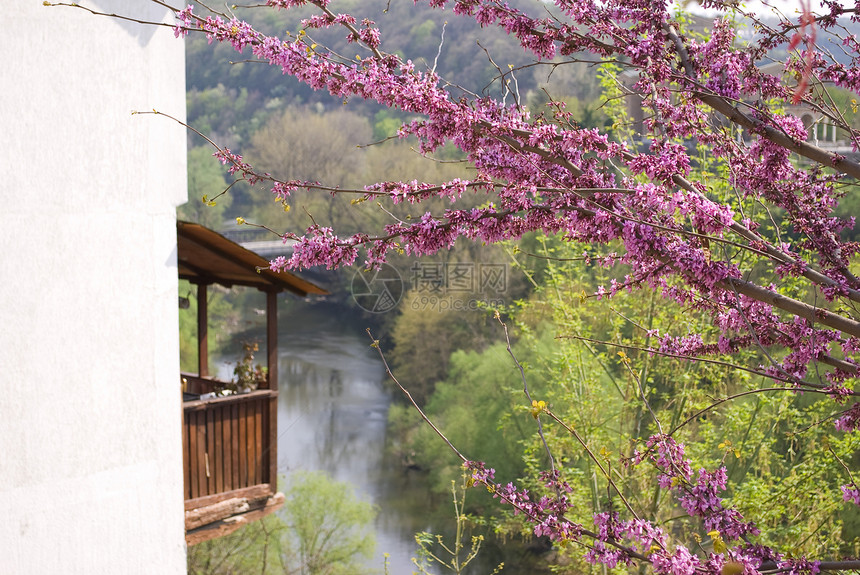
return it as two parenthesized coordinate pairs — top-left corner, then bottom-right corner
(186, 0), (544, 132)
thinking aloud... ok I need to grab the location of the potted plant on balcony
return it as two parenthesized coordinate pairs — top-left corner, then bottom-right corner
(230, 341), (268, 393)
(209, 341), (267, 397)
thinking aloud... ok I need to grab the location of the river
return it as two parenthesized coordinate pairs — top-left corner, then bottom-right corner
(215, 303), (435, 574)
(274, 304), (426, 574)
(216, 301), (540, 575)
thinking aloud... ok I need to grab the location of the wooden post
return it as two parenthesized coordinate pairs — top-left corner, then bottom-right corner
(266, 290), (278, 390)
(265, 289), (278, 489)
(197, 282), (209, 378)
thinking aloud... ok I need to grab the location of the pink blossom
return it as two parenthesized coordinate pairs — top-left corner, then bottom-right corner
(842, 484), (860, 505)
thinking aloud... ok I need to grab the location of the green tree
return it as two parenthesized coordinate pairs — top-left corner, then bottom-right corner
(392, 231), (860, 570)
(179, 145), (232, 229)
(242, 106), (372, 233)
(187, 470), (377, 575)
(411, 475), (504, 575)
(281, 470), (377, 575)
(177, 279), (241, 375)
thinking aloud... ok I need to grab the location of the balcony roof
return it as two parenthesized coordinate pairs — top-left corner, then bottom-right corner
(177, 221), (327, 296)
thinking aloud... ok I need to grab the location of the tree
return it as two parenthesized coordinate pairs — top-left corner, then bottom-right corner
(279, 470), (377, 575)
(187, 470), (376, 574)
(57, 0), (860, 573)
(180, 145), (233, 228)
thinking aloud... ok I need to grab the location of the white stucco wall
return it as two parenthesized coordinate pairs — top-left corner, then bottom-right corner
(0, 2), (187, 573)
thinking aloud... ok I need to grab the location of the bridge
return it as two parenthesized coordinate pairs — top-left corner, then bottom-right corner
(219, 228), (298, 259)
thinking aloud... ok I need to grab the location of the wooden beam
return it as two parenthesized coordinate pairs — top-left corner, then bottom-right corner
(197, 282), (209, 378)
(182, 402), (190, 501)
(185, 483), (273, 512)
(182, 389), (277, 413)
(185, 492), (285, 546)
(179, 226), (325, 296)
(265, 290), (279, 487)
(185, 497), (251, 531)
(266, 290), (278, 390)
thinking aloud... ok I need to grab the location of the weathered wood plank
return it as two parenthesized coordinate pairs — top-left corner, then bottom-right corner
(223, 405), (233, 492)
(194, 412), (206, 499)
(182, 408), (190, 500)
(185, 497), (250, 531)
(184, 483), (274, 511)
(246, 401), (255, 487)
(185, 492), (285, 546)
(231, 402), (240, 489)
(214, 405), (224, 494)
(238, 402), (247, 487)
(253, 400), (263, 485)
(182, 389), (277, 412)
(206, 407), (216, 496)
(268, 395), (277, 486)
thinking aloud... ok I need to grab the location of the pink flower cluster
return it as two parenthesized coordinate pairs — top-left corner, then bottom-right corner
(173, 4), (194, 38)
(645, 436), (758, 540)
(834, 402), (860, 432)
(466, 433), (770, 575)
(171, 0), (859, 400)
(464, 464), (584, 542)
(842, 484), (860, 505)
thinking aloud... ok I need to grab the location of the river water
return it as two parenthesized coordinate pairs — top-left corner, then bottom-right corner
(216, 302), (539, 575)
(274, 304), (426, 574)
(216, 303), (434, 574)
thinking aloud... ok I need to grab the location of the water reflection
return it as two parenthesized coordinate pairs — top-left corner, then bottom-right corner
(273, 305), (423, 574)
(278, 329), (386, 485)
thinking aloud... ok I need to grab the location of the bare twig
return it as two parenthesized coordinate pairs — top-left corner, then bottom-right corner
(366, 329), (468, 463)
(495, 312), (556, 473)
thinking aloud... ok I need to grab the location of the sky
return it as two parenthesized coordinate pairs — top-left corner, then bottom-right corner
(680, 0), (844, 17)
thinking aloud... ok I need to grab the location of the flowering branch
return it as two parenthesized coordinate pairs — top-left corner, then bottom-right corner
(66, 0), (860, 571)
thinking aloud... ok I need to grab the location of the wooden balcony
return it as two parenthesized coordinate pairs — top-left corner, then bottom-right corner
(183, 381), (276, 500)
(176, 222), (327, 545)
(182, 375), (282, 545)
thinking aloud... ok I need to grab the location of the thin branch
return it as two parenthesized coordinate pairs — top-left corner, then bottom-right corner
(541, 408), (641, 521)
(495, 312), (556, 473)
(557, 334), (852, 393)
(669, 387), (840, 436)
(665, 23), (860, 180)
(366, 329), (468, 463)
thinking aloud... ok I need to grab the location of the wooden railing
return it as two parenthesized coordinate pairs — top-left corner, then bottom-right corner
(181, 373), (220, 396)
(182, 387), (277, 502)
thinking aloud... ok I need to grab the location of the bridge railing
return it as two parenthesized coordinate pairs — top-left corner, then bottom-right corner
(218, 227), (273, 244)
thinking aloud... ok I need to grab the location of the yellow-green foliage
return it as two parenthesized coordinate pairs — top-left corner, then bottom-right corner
(395, 233), (859, 573)
(187, 470), (377, 575)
